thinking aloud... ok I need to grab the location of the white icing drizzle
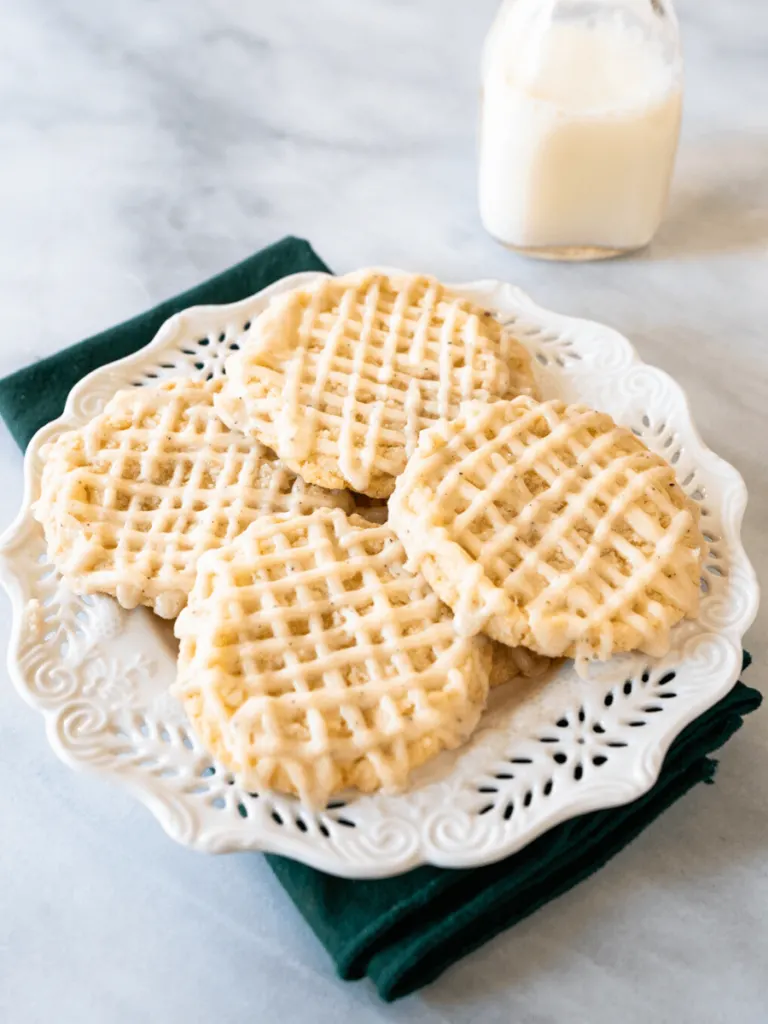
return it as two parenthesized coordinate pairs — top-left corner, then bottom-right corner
(407, 277), (438, 366)
(404, 377), (423, 458)
(276, 293), (315, 461)
(390, 397), (703, 661)
(35, 379), (351, 617)
(173, 509), (490, 807)
(460, 308), (481, 401)
(221, 270), (538, 495)
(338, 280), (380, 491)
(451, 559), (509, 637)
(437, 299), (458, 421)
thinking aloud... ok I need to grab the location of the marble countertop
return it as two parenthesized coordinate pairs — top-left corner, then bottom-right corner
(1, 1), (766, 1021)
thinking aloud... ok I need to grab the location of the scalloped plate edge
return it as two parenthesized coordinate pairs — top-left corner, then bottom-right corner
(0, 270), (760, 876)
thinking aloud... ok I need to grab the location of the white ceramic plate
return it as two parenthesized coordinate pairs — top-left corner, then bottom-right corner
(0, 271), (758, 878)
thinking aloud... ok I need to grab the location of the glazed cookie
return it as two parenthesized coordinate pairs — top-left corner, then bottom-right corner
(173, 508), (492, 807)
(389, 397), (703, 666)
(35, 379), (352, 618)
(215, 269), (538, 497)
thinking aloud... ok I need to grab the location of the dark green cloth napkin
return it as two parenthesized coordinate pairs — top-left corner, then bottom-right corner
(1, 235), (760, 1002)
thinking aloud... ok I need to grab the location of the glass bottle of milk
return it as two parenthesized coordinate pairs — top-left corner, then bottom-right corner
(479, 0), (683, 260)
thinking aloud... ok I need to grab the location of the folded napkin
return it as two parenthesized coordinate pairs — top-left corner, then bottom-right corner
(0, 236), (760, 1001)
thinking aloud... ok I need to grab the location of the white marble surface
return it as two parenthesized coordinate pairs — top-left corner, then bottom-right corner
(1, 1), (766, 1021)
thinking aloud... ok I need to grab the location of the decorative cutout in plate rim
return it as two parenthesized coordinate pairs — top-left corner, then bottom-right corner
(0, 270), (758, 878)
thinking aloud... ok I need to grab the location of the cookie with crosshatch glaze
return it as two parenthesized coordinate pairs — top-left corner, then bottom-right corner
(214, 269), (538, 498)
(35, 378), (352, 619)
(172, 508), (492, 807)
(389, 396), (703, 666)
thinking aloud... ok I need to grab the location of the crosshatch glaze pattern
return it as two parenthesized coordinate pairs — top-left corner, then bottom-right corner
(0, 271), (757, 878)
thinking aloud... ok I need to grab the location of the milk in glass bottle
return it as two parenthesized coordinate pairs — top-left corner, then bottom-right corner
(479, 0), (683, 259)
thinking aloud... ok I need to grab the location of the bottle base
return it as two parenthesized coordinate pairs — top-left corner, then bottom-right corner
(490, 238), (646, 262)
